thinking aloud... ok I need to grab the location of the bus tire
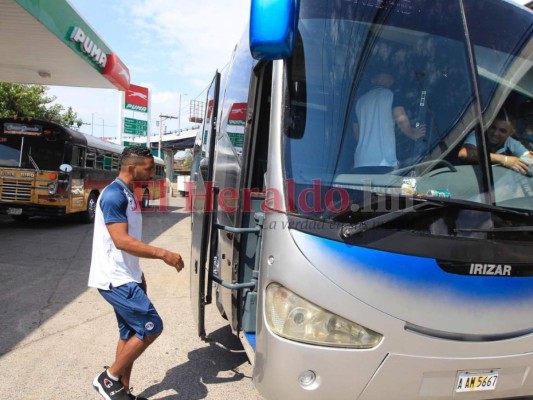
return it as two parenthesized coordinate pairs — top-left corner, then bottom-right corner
(81, 192), (98, 223)
(141, 189), (151, 209)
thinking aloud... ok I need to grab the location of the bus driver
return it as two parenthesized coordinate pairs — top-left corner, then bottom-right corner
(458, 110), (533, 174)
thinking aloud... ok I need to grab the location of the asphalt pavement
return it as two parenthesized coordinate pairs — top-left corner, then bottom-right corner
(0, 194), (262, 400)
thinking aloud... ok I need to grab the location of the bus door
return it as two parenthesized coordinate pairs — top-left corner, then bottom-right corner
(190, 72), (221, 339)
(232, 61), (272, 359)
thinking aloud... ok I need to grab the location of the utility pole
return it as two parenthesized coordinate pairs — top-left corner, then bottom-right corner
(178, 93), (188, 133)
(158, 114), (178, 158)
(91, 112), (98, 135)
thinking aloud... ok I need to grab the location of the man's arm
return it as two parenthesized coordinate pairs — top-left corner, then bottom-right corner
(393, 106), (426, 140)
(458, 143), (478, 162)
(458, 143), (531, 174)
(106, 222), (184, 271)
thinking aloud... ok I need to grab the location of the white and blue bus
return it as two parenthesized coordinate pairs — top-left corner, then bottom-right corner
(190, 0), (533, 398)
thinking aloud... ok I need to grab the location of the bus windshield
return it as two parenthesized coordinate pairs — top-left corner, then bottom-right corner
(283, 0), (533, 228)
(0, 123), (66, 170)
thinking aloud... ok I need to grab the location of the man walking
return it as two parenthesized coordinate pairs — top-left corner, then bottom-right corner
(89, 145), (184, 400)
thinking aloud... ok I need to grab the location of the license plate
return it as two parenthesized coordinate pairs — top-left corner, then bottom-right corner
(7, 208), (22, 216)
(456, 370), (499, 392)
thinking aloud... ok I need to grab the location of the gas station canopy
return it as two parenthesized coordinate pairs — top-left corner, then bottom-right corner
(0, 0), (130, 91)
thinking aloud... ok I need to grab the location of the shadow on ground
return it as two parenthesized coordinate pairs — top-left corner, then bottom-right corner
(0, 204), (187, 356)
(140, 325), (251, 399)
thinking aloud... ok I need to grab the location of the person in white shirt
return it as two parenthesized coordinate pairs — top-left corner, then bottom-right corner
(353, 68), (426, 173)
(89, 145), (184, 400)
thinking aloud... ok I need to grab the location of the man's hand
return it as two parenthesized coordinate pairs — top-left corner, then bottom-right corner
(160, 250), (185, 272)
(411, 124), (427, 140)
(507, 155), (530, 175)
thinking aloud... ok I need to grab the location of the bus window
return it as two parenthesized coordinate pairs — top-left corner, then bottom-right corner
(247, 62), (272, 191)
(86, 149), (96, 168)
(96, 151), (104, 169)
(71, 146), (82, 167)
(24, 138), (65, 170)
(104, 153), (112, 170)
(111, 154), (119, 171)
(0, 136), (22, 167)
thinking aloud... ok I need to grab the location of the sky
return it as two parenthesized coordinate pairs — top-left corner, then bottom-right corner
(48, 0), (251, 139)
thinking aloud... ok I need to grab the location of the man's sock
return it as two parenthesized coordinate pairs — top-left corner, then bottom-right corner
(106, 369), (120, 381)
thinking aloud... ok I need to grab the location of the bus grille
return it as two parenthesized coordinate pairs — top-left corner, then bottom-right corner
(0, 178), (32, 201)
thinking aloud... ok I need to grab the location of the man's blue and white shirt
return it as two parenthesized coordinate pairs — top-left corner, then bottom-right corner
(88, 179), (142, 290)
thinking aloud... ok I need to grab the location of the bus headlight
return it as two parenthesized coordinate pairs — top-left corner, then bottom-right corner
(47, 182), (57, 195)
(265, 283), (383, 348)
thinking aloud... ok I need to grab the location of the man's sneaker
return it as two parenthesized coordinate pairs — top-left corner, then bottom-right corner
(127, 390), (148, 400)
(93, 370), (130, 400)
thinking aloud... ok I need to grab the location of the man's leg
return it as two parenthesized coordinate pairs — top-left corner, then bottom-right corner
(97, 283), (163, 397)
(112, 333), (160, 389)
(115, 339), (129, 388)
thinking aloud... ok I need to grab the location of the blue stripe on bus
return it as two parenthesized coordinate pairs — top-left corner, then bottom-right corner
(295, 232), (533, 303)
(243, 332), (256, 351)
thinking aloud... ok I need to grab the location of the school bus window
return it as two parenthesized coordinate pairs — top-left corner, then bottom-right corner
(86, 149), (96, 168)
(111, 154), (119, 171)
(71, 146), (82, 166)
(104, 153), (112, 170)
(96, 151), (104, 169)
(78, 148), (85, 167)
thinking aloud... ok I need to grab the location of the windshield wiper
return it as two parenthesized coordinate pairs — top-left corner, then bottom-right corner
(339, 197), (529, 239)
(28, 154), (40, 171)
(28, 148), (40, 171)
(340, 199), (443, 238)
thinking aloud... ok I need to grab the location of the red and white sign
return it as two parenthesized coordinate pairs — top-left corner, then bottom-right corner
(228, 102), (247, 125)
(102, 53), (130, 91)
(206, 99), (215, 120)
(125, 84), (149, 112)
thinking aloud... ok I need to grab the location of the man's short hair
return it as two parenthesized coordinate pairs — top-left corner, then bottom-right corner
(496, 108), (512, 124)
(121, 145), (153, 166)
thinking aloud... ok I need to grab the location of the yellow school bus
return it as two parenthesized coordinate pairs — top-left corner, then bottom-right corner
(0, 117), (165, 222)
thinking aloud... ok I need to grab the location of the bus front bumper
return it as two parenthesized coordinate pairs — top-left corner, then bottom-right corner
(0, 202), (66, 217)
(253, 337), (533, 400)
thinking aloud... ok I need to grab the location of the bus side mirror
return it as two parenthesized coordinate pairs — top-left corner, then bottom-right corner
(249, 0), (299, 60)
(59, 164), (73, 173)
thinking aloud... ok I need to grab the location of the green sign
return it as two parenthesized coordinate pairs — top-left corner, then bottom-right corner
(123, 141), (147, 148)
(228, 131), (244, 149)
(124, 117), (147, 136)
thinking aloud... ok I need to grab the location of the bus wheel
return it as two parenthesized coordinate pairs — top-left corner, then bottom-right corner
(141, 189), (150, 209)
(81, 192), (98, 223)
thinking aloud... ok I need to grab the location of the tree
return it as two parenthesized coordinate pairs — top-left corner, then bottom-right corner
(181, 149), (193, 171)
(0, 83), (83, 128)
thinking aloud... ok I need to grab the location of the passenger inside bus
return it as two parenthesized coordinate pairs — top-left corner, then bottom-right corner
(458, 109), (533, 175)
(351, 67), (426, 174)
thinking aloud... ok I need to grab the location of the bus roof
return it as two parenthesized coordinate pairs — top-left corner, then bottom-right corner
(84, 133), (125, 154)
(0, 118), (166, 164)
